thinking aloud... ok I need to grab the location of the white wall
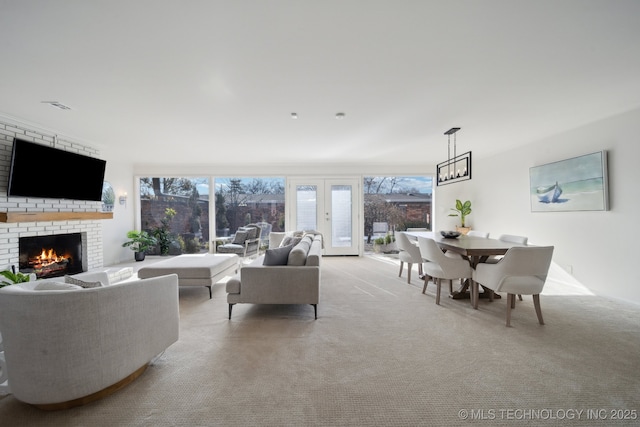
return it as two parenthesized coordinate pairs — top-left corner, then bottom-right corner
(435, 107), (640, 305)
(100, 152), (136, 266)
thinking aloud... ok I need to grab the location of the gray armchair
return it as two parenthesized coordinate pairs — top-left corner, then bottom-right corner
(217, 223), (262, 258)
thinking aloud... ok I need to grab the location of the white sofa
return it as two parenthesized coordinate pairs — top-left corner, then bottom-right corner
(226, 233), (322, 319)
(0, 271), (179, 409)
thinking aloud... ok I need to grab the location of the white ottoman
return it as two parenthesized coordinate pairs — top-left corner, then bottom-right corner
(138, 254), (239, 298)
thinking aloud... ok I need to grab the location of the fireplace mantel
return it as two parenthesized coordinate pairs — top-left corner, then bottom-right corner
(0, 211), (113, 223)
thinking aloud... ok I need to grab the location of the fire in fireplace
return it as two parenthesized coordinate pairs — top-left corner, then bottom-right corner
(28, 248), (71, 277)
(19, 233), (86, 279)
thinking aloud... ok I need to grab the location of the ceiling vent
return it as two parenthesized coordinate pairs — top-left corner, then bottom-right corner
(42, 101), (72, 110)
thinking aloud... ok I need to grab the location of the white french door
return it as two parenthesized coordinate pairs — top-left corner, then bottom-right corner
(288, 178), (361, 256)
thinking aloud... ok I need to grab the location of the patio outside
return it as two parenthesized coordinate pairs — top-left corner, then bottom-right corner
(137, 176), (432, 255)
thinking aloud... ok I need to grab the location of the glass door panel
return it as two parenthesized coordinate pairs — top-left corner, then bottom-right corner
(289, 178), (360, 256)
(330, 185), (352, 248)
(296, 185), (318, 230)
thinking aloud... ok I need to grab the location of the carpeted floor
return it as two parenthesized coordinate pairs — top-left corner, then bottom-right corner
(1, 255), (639, 426)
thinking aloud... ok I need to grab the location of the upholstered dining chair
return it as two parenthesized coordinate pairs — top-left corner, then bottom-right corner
(417, 237), (473, 305)
(467, 230), (490, 238)
(485, 234), (529, 300)
(472, 246), (554, 326)
(396, 232), (423, 284)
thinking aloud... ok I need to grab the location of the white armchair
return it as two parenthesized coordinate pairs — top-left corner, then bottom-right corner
(473, 246), (554, 326)
(418, 237), (472, 305)
(0, 274), (179, 409)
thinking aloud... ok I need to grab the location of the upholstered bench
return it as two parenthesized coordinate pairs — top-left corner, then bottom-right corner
(138, 253), (239, 298)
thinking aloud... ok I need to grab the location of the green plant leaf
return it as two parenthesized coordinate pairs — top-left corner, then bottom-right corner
(0, 270), (32, 284)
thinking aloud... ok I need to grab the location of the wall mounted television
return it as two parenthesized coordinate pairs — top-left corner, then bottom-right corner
(7, 138), (107, 202)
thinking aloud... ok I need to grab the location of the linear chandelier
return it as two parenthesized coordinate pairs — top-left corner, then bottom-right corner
(436, 127), (472, 186)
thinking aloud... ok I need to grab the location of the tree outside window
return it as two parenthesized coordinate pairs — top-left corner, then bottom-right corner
(363, 176), (433, 244)
(139, 177), (210, 254)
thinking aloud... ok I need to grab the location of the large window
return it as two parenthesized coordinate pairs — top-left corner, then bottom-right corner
(363, 176), (433, 244)
(139, 177), (210, 254)
(214, 177), (285, 246)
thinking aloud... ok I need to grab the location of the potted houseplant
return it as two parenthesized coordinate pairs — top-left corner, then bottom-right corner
(122, 230), (157, 261)
(448, 199), (472, 235)
(0, 269), (34, 288)
(373, 234), (396, 253)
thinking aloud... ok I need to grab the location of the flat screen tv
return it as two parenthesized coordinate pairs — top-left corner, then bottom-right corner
(7, 138), (107, 202)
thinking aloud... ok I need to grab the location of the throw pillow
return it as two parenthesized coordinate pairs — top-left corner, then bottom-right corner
(65, 275), (103, 288)
(232, 230), (249, 244)
(288, 240), (312, 266)
(35, 281), (83, 291)
(280, 235), (302, 248)
(263, 244), (294, 266)
(244, 226), (258, 240)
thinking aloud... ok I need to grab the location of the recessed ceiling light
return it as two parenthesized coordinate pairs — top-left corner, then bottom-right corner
(335, 112), (345, 119)
(42, 101), (72, 110)
(291, 112), (298, 119)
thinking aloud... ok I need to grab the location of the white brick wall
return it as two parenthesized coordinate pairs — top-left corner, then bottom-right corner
(0, 119), (105, 271)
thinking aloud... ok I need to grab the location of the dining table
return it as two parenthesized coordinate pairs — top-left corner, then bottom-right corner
(402, 231), (529, 301)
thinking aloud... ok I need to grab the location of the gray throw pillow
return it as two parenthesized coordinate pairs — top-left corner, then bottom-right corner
(263, 244), (294, 266)
(280, 235), (302, 248)
(232, 230), (249, 244)
(35, 281), (83, 291)
(65, 275), (103, 288)
(244, 227), (258, 240)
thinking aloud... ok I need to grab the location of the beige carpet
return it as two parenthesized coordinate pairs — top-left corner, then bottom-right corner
(1, 255), (639, 426)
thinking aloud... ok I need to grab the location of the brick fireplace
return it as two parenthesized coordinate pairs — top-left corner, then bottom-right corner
(0, 119), (107, 273)
(19, 233), (87, 279)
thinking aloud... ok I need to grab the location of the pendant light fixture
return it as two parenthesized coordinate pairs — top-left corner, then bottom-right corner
(436, 127), (472, 186)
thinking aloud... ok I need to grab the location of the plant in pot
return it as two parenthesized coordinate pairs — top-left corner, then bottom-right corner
(122, 230), (157, 261)
(0, 269), (34, 288)
(448, 199), (472, 235)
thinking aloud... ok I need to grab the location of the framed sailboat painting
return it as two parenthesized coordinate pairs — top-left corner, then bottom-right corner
(529, 151), (609, 212)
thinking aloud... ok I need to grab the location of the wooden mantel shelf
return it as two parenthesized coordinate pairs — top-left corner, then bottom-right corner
(0, 211), (114, 223)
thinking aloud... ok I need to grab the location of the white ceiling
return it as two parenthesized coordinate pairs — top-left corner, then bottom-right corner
(1, 1), (640, 167)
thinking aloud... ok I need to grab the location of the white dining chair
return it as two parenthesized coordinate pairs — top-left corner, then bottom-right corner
(417, 237), (473, 305)
(467, 230), (490, 238)
(395, 232), (423, 284)
(472, 246), (554, 326)
(485, 234), (529, 300)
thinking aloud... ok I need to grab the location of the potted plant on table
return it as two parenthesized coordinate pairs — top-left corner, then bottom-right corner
(448, 199), (472, 235)
(122, 230), (157, 261)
